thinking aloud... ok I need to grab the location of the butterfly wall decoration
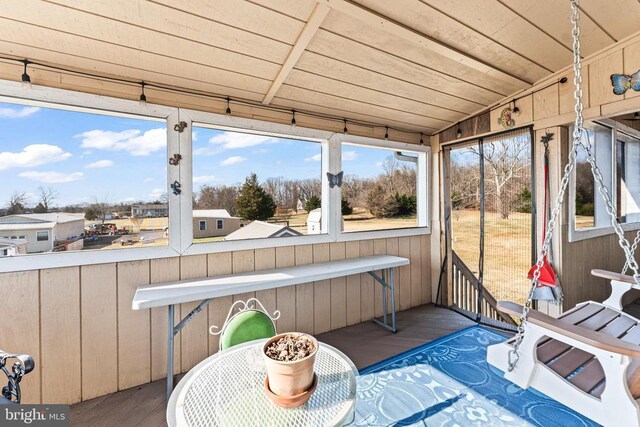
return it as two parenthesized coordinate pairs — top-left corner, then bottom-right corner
(327, 171), (343, 188)
(610, 71), (640, 95)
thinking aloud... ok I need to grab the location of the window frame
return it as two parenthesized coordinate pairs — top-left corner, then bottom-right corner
(0, 81), (431, 272)
(199, 220), (207, 231)
(335, 134), (431, 240)
(0, 80), (180, 273)
(36, 231), (49, 242)
(216, 219), (224, 230)
(569, 118), (640, 242)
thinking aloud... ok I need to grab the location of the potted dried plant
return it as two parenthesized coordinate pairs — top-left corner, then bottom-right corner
(262, 332), (318, 407)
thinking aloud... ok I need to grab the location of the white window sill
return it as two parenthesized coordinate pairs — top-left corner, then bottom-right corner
(568, 221), (640, 242)
(0, 245), (180, 274)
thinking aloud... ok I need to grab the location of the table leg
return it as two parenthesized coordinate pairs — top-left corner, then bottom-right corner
(382, 269), (388, 326)
(167, 304), (175, 399)
(390, 268), (396, 332)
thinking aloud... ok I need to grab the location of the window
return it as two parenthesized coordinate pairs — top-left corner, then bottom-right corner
(191, 125), (323, 243)
(341, 143), (423, 232)
(573, 122), (613, 230)
(572, 119), (640, 236)
(0, 99), (169, 256)
(0, 83), (431, 272)
(616, 131), (640, 224)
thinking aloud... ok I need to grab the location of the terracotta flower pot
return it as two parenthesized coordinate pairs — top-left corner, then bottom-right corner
(262, 332), (318, 397)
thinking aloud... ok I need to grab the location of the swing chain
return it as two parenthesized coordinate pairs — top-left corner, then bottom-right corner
(622, 229), (640, 275)
(579, 141), (640, 282)
(508, 0), (584, 371)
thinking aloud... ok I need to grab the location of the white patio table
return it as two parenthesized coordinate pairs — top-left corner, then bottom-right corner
(167, 339), (358, 427)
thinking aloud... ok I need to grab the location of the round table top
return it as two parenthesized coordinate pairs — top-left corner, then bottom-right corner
(167, 339), (358, 427)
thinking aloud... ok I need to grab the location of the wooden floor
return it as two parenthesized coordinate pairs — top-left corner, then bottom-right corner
(69, 304), (476, 427)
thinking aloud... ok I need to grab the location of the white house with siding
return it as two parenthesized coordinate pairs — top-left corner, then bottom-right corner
(0, 213), (85, 253)
(0, 237), (27, 257)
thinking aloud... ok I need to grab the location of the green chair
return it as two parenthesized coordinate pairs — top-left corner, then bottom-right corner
(209, 298), (279, 351)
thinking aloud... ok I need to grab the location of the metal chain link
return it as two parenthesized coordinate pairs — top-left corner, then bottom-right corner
(508, 0), (584, 371)
(579, 141), (640, 282)
(623, 229), (640, 275)
(507, 0), (640, 372)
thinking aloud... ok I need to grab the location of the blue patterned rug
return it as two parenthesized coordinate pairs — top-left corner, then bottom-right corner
(353, 326), (598, 426)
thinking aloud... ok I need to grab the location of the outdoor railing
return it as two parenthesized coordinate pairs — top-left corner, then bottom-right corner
(451, 251), (517, 326)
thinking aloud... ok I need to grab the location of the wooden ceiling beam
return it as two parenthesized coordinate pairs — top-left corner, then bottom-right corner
(316, 0), (533, 87)
(262, 2), (329, 105)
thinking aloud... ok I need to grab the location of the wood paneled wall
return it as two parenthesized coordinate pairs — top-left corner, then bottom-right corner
(0, 237), (430, 404)
(439, 33), (640, 140)
(440, 34), (640, 315)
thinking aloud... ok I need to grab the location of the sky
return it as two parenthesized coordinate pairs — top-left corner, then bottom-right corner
(1, 100), (408, 208)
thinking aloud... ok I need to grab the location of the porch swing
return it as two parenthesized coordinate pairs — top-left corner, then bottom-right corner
(486, 1), (640, 426)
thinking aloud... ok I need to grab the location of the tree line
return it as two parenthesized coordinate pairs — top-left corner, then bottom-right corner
(450, 138), (531, 219)
(194, 155), (419, 220)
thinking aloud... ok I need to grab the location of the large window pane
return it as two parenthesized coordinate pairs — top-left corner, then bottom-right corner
(574, 122), (613, 229)
(191, 126), (323, 243)
(617, 131), (640, 224)
(0, 101), (168, 255)
(341, 144), (419, 232)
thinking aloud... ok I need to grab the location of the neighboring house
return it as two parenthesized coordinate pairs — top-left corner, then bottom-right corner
(225, 220), (302, 241)
(0, 213), (85, 253)
(0, 238), (27, 257)
(192, 209), (242, 239)
(131, 204), (168, 218)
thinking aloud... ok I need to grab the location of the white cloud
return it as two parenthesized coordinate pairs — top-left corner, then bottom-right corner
(375, 161), (384, 167)
(85, 159), (114, 169)
(305, 154), (322, 162)
(194, 132), (275, 155)
(148, 187), (165, 200)
(343, 151), (358, 161)
(0, 144), (71, 170)
(144, 177), (154, 182)
(76, 128), (166, 156)
(193, 175), (218, 184)
(0, 106), (40, 119)
(219, 156), (246, 167)
(19, 171), (84, 183)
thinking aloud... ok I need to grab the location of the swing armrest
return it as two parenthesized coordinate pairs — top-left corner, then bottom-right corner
(591, 269), (639, 287)
(497, 301), (640, 358)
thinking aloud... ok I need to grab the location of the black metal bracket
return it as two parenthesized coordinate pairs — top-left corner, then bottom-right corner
(173, 121), (188, 133)
(170, 181), (182, 195)
(169, 154), (182, 166)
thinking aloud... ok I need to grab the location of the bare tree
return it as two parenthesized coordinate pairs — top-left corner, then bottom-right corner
(195, 185), (239, 216)
(469, 137), (530, 219)
(7, 192), (29, 215)
(89, 197), (111, 224)
(36, 186), (58, 213)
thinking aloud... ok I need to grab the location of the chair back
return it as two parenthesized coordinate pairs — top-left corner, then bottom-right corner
(210, 298), (279, 351)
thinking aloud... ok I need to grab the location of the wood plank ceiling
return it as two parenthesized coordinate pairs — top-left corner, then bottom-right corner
(0, 0), (639, 135)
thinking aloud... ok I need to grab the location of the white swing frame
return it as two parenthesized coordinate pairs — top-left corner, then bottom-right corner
(487, 270), (640, 427)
